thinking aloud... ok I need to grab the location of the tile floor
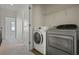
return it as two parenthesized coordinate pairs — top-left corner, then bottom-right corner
(0, 39), (34, 55)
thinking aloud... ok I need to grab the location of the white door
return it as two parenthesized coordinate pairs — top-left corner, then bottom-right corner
(22, 5), (32, 51)
(5, 17), (16, 40)
(22, 5), (30, 51)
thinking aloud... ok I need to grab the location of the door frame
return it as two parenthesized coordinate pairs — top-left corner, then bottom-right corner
(4, 16), (16, 40)
(28, 4), (33, 51)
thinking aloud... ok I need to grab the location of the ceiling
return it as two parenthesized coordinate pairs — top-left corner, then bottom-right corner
(0, 4), (78, 14)
(0, 4), (26, 12)
(41, 4), (79, 14)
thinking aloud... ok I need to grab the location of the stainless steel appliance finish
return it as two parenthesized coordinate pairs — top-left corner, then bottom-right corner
(46, 28), (78, 55)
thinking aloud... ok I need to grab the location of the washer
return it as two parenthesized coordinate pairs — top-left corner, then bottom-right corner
(33, 26), (48, 55)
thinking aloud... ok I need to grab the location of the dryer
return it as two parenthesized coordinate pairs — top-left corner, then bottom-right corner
(33, 26), (48, 55)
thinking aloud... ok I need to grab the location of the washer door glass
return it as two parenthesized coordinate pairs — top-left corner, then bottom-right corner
(33, 32), (43, 44)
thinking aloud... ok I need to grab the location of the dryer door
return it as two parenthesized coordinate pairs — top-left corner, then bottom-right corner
(33, 31), (43, 44)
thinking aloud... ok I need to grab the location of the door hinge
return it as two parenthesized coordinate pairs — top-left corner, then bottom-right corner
(29, 24), (31, 27)
(29, 6), (31, 10)
(29, 41), (31, 45)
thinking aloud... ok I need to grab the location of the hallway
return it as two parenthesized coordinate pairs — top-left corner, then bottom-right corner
(0, 40), (33, 55)
(0, 4), (33, 55)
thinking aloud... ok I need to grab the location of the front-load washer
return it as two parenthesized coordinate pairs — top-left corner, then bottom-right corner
(33, 26), (48, 55)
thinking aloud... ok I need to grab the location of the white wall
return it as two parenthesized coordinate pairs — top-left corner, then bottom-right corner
(0, 8), (16, 40)
(0, 8), (16, 26)
(44, 5), (79, 27)
(32, 5), (79, 27)
(32, 5), (45, 27)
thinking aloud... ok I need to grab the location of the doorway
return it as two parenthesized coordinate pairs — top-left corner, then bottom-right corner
(5, 17), (16, 40)
(0, 4), (33, 55)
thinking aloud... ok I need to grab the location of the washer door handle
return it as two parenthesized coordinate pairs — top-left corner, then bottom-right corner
(41, 34), (43, 44)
